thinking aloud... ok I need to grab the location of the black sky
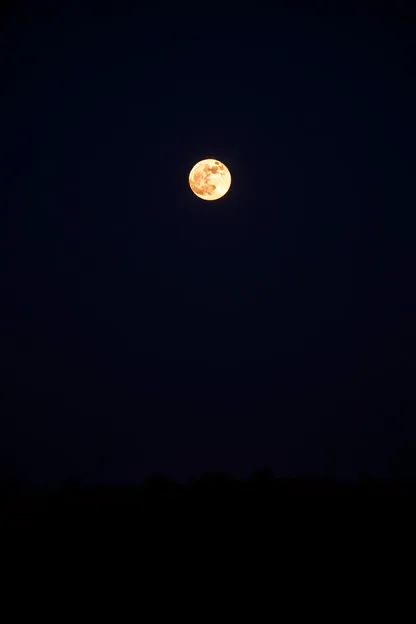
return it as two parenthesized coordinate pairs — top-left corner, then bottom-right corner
(2, 3), (415, 487)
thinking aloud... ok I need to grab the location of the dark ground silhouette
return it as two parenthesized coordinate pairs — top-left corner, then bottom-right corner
(2, 471), (415, 520)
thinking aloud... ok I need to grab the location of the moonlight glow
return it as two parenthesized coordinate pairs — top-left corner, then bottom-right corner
(189, 159), (231, 201)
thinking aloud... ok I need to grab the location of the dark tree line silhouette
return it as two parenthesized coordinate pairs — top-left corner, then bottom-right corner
(1, 468), (415, 518)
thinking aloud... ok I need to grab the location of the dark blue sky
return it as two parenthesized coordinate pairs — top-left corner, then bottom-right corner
(2, 4), (415, 487)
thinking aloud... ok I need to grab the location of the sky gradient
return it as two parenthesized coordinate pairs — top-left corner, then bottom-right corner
(2, 4), (415, 487)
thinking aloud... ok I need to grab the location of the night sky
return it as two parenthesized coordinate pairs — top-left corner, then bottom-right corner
(2, 4), (415, 488)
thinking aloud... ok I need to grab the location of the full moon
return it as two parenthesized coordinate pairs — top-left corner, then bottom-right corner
(189, 158), (231, 201)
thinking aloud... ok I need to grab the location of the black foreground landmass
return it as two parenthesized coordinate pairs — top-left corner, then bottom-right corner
(2, 472), (415, 518)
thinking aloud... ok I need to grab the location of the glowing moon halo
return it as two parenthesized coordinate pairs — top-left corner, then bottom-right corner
(189, 158), (231, 201)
